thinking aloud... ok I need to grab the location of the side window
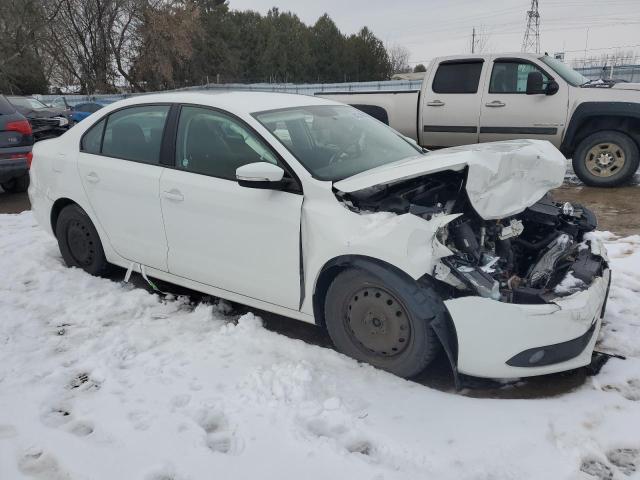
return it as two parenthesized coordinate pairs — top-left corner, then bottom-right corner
(175, 106), (278, 179)
(102, 105), (170, 164)
(432, 61), (483, 94)
(0, 95), (15, 115)
(489, 61), (550, 94)
(80, 118), (105, 154)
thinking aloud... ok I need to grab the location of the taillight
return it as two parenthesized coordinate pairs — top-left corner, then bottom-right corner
(5, 119), (32, 136)
(26, 151), (33, 168)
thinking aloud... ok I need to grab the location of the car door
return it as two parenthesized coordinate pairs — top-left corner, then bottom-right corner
(159, 105), (303, 310)
(419, 58), (487, 147)
(77, 104), (170, 270)
(478, 57), (569, 145)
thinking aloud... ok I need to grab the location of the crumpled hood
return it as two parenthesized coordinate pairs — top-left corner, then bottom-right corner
(334, 139), (566, 220)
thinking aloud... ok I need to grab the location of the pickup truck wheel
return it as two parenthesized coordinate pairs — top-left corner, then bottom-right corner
(55, 204), (110, 276)
(573, 131), (639, 187)
(1, 174), (29, 193)
(324, 268), (441, 378)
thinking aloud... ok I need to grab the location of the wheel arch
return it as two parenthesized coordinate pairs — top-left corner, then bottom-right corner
(312, 255), (416, 329)
(312, 254), (460, 380)
(561, 102), (640, 156)
(50, 197), (78, 236)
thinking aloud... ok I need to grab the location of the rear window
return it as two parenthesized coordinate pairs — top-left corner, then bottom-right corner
(432, 61), (484, 94)
(0, 96), (15, 115)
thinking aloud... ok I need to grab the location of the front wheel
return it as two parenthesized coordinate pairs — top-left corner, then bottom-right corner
(55, 204), (110, 276)
(324, 268), (442, 378)
(572, 130), (639, 187)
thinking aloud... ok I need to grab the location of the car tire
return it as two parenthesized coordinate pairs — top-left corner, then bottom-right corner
(55, 204), (110, 276)
(572, 130), (639, 187)
(1, 174), (30, 193)
(324, 268), (442, 378)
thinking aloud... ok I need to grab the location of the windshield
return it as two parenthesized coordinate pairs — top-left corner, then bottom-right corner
(8, 97), (49, 110)
(253, 105), (423, 181)
(539, 56), (588, 86)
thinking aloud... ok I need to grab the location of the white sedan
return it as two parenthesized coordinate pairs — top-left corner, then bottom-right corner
(28, 92), (610, 380)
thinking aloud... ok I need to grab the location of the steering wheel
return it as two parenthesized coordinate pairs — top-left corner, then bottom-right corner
(328, 136), (363, 165)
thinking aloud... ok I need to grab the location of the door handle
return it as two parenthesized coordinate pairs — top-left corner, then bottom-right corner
(485, 100), (506, 107)
(161, 190), (184, 202)
(427, 100), (445, 107)
(85, 172), (99, 183)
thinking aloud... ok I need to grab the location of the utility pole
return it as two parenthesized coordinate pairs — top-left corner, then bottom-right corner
(471, 27), (476, 53)
(521, 0), (541, 54)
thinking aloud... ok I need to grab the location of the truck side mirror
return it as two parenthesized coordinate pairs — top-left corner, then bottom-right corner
(526, 71), (544, 94)
(545, 80), (559, 95)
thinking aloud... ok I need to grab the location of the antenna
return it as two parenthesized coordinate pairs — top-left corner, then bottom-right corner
(521, 0), (540, 53)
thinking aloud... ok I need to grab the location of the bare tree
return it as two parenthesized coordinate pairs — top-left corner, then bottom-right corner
(131, 1), (200, 91)
(388, 44), (411, 74)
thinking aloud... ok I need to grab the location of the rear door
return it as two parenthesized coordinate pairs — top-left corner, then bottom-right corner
(478, 57), (569, 146)
(419, 58), (487, 147)
(77, 104), (170, 270)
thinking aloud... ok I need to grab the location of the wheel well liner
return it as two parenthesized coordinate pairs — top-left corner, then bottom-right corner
(313, 255), (459, 378)
(561, 102), (640, 155)
(50, 198), (77, 235)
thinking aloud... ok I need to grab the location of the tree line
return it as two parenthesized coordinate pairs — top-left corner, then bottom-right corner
(0, 0), (407, 95)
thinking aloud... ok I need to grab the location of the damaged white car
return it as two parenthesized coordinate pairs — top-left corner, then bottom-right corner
(28, 92), (611, 380)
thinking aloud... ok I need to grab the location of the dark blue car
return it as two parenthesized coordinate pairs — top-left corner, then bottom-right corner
(49, 97), (111, 124)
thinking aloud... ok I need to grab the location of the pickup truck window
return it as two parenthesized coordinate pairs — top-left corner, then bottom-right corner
(254, 105), (422, 181)
(489, 61), (549, 94)
(432, 61), (483, 94)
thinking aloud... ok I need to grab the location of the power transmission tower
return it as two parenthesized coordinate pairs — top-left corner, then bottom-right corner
(521, 0), (540, 53)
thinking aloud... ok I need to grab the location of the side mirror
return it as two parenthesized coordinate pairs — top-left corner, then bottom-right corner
(236, 162), (285, 189)
(526, 71), (544, 94)
(545, 80), (559, 95)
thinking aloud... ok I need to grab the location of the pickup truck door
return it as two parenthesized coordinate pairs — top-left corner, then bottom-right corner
(478, 57), (568, 146)
(419, 58), (487, 147)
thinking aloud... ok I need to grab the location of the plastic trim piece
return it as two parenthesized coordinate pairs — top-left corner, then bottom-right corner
(505, 321), (597, 367)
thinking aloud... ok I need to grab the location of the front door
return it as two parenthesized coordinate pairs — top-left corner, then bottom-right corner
(159, 105), (303, 309)
(479, 57), (569, 146)
(419, 58), (487, 147)
(77, 104), (170, 270)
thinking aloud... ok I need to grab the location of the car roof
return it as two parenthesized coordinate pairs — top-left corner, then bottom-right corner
(104, 91), (342, 115)
(435, 52), (544, 62)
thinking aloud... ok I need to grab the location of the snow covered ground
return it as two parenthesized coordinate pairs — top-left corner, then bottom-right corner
(1, 211), (640, 480)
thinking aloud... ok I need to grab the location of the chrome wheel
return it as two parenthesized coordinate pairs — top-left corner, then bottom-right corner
(585, 142), (626, 177)
(345, 286), (411, 357)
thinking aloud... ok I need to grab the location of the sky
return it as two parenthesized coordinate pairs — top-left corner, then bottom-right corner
(228, 0), (640, 65)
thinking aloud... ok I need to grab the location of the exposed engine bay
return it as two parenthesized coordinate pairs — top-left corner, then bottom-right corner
(335, 168), (608, 305)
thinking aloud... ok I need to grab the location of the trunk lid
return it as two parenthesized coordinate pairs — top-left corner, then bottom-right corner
(334, 139), (566, 220)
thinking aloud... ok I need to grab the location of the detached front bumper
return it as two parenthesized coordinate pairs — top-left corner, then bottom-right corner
(444, 239), (610, 379)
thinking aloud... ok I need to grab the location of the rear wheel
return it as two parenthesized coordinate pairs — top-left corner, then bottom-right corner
(1, 174), (29, 193)
(324, 268), (442, 378)
(572, 130), (639, 187)
(55, 204), (110, 276)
